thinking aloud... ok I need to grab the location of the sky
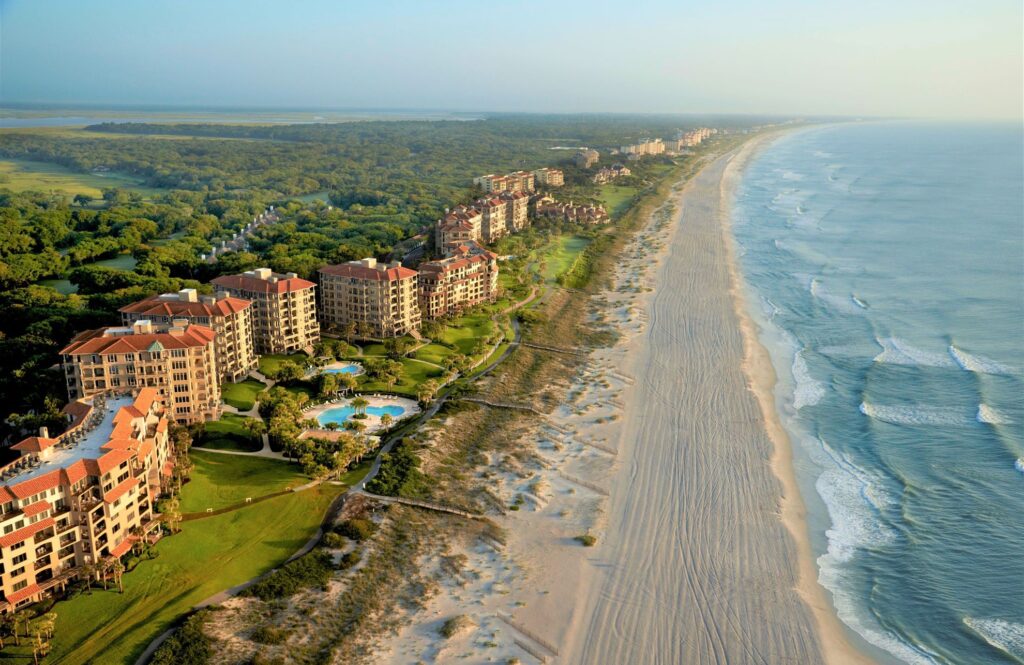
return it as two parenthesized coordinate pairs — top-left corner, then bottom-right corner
(1, 0), (1021, 119)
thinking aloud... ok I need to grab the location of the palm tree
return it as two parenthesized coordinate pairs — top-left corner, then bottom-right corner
(379, 413), (393, 430)
(351, 396), (369, 417)
(112, 559), (125, 594)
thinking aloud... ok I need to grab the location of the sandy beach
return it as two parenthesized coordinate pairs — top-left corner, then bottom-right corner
(372, 136), (872, 664)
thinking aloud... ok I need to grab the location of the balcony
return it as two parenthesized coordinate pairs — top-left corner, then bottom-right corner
(33, 555), (52, 571)
(33, 528), (55, 545)
(59, 532), (76, 548)
(35, 543), (53, 558)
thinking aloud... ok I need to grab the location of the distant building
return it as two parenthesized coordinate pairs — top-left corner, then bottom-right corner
(61, 321), (220, 424)
(417, 243), (500, 320)
(677, 127), (716, 147)
(535, 197), (609, 225)
(532, 167), (564, 187)
(0, 389), (174, 611)
(477, 198), (509, 244)
(592, 163), (632, 184)
(473, 170), (535, 194)
(619, 138), (665, 157)
(574, 149), (600, 169)
(436, 206), (484, 255)
(211, 269), (320, 355)
(119, 289), (257, 383)
(318, 258), (422, 338)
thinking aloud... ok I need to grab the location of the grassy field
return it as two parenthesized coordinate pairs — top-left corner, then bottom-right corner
(542, 235), (591, 284)
(358, 358), (443, 396)
(438, 312), (494, 355)
(180, 451), (306, 513)
(197, 413), (260, 452)
(411, 342), (452, 366)
(0, 158), (163, 198)
(598, 184), (639, 218)
(221, 378), (266, 410)
(258, 353), (309, 376)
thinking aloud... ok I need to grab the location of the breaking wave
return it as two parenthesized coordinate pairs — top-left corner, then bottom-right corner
(977, 404), (1014, 425)
(859, 401), (972, 427)
(963, 617), (1024, 660)
(792, 349), (826, 409)
(949, 345), (1016, 376)
(873, 337), (958, 369)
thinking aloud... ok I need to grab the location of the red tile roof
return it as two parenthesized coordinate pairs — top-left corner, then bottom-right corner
(6, 583), (42, 605)
(21, 500), (50, 517)
(103, 477), (139, 504)
(11, 437), (59, 453)
(62, 460), (88, 485)
(320, 262), (417, 281)
(8, 470), (62, 500)
(109, 538), (133, 558)
(134, 387), (159, 415)
(212, 273), (315, 294)
(119, 295), (251, 319)
(0, 518), (54, 548)
(61, 325), (216, 356)
(94, 450), (134, 476)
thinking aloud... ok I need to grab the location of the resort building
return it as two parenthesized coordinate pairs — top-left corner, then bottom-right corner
(535, 197), (609, 225)
(575, 149), (600, 168)
(532, 167), (564, 187)
(61, 320), (220, 424)
(318, 258), (422, 338)
(119, 289), (257, 383)
(0, 389), (173, 611)
(417, 243), (500, 320)
(477, 198), (509, 244)
(211, 268), (320, 355)
(592, 163), (631, 185)
(473, 171), (535, 194)
(619, 138), (665, 157)
(435, 206), (484, 255)
(502, 190), (531, 232)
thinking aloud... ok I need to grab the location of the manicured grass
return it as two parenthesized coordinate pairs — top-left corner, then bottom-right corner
(221, 378), (266, 410)
(258, 352), (308, 376)
(360, 342), (389, 357)
(44, 486), (341, 664)
(439, 312), (494, 355)
(180, 450), (306, 513)
(598, 184), (639, 218)
(337, 459), (373, 486)
(358, 358), (443, 396)
(541, 235), (591, 284)
(412, 343), (451, 366)
(197, 413), (259, 453)
(0, 158), (163, 199)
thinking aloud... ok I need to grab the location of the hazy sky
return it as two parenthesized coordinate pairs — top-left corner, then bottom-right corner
(1, 0), (1021, 119)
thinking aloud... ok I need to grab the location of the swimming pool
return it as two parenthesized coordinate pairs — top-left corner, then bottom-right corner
(316, 404), (406, 427)
(322, 363), (361, 375)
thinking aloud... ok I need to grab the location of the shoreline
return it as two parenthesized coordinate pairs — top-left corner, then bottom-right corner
(719, 133), (873, 664)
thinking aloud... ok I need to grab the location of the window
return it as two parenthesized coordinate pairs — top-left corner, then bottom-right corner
(11, 580), (27, 592)
(11, 567), (25, 578)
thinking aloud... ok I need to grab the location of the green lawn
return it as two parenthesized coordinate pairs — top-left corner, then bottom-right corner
(221, 378), (266, 410)
(39, 486), (340, 664)
(258, 352), (308, 376)
(197, 413), (260, 452)
(359, 342), (389, 357)
(358, 357), (443, 396)
(439, 312), (494, 355)
(598, 184), (639, 218)
(181, 450), (306, 513)
(412, 343), (451, 366)
(541, 235), (591, 284)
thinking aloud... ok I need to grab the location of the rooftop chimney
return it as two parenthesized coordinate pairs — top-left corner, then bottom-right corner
(178, 288), (198, 303)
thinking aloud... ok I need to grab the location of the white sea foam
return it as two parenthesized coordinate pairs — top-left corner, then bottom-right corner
(949, 345), (1016, 376)
(874, 337), (959, 369)
(792, 349), (825, 409)
(977, 404), (1014, 425)
(851, 294), (869, 309)
(812, 439), (941, 665)
(810, 278), (867, 315)
(963, 617), (1024, 660)
(860, 401), (972, 427)
(760, 297), (781, 320)
(780, 169), (804, 181)
(1015, 458), (1024, 475)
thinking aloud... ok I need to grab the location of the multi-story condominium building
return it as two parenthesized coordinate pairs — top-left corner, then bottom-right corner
(592, 163), (632, 185)
(319, 258), (422, 338)
(620, 138), (665, 157)
(678, 127), (716, 147)
(473, 171), (535, 194)
(211, 269), (319, 355)
(536, 196), (609, 225)
(502, 190), (531, 232)
(61, 320), (220, 424)
(418, 244), (500, 320)
(532, 167), (564, 187)
(435, 206), (483, 255)
(477, 198), (509, 244)
(574, 149), (600, 168)
(0, 389), (172, 611)
(119, 289), (256, 383)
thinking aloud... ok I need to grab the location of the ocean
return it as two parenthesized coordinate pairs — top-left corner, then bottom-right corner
(732, 122), (1024, 664)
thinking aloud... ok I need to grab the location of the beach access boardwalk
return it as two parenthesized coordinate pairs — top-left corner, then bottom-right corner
(562, 147), (826, 664)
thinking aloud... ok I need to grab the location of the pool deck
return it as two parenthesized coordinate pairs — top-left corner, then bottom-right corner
(303, 395), (419, 434)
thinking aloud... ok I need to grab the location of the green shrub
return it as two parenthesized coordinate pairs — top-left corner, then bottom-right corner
(242, 550), (334, 601)
(321, 532), (345, 548)
(575, 534), (597, 547)
(334, 518), (377, 542)
(150, 611), (211, 665)
(251, 625), (290, 645)
(339, 550), (361, 569)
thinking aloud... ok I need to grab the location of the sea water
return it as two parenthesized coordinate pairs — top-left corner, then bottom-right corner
(732, 122), (1024, 664)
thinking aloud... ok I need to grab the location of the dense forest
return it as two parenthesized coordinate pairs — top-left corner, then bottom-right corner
(0, 115), (738, 444)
